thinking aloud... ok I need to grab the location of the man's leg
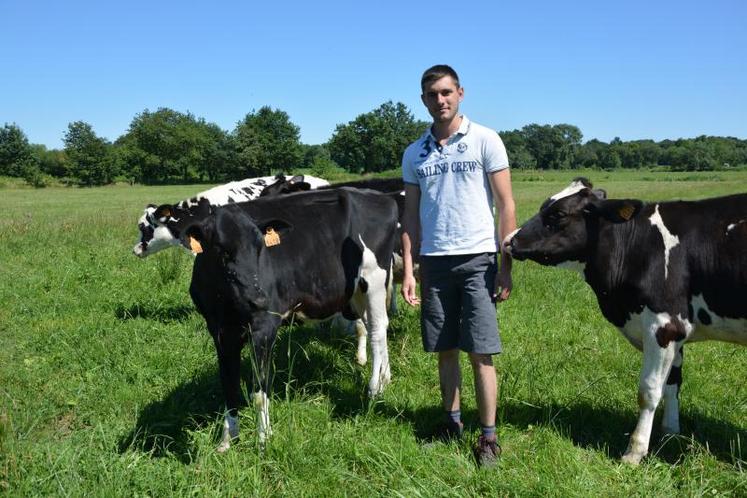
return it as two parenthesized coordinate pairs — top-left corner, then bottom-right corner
(439, 348), (461, 412)
(468, 352), (496, 429)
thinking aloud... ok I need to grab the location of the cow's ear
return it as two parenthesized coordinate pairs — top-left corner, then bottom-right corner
(256, 218), (294, 246)
(180, 218), (215, 254)
(586, 199), (643, 223)
(154, 204), (174, 222)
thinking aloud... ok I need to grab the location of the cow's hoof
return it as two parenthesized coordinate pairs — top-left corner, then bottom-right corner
(620, 451), (644, 465)
(356, 354), (367, 366)
(217, 440), (231, 453)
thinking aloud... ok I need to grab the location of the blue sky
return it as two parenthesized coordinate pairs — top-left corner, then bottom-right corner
(2, 0), (745, 149)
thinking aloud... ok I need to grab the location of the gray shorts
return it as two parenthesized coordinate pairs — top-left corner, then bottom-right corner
(420, 252), (502, 354)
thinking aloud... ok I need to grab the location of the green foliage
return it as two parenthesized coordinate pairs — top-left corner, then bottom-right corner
(0, 123), (36, 177)
(121, 108), (234, 184)
(63, 121), (114, 186)
(233, 106), (303, 177)
(328, 101), (429, 173)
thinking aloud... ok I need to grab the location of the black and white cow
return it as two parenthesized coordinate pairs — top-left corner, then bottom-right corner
(504, 178), (747, 464)
(181, 187), (399, 451)
(133, 174), (329, 258)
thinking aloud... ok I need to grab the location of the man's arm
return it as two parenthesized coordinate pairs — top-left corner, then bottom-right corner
(489, 168), (516, 302)
(400, 183), (421, 306)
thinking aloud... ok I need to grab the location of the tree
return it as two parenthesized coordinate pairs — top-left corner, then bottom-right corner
(0, 123), (35, 177)
(233, 106), (303, 177)
(63, 121), (113, 186)
(327, 101), (428, 173)
(122, 108), (231, 184)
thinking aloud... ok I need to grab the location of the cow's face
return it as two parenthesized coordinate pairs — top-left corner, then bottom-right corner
(505, 178), (642, 268)
(182, 207), (292, 317)
(132, 204), (180, 258)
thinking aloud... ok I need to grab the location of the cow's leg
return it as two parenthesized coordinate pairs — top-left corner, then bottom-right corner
(210, 325), (243, 453)
(622, 313), (680, 464)
(354, 319), (367, 366)
(357, 274), (391, 397)
(249, 319), (279, 445)
(661, 344), (684, 435)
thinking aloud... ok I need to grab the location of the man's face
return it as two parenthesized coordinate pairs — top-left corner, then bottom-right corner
(421, 76), (464, 123)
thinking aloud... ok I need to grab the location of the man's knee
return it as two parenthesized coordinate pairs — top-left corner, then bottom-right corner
(468, 352), (493, 368)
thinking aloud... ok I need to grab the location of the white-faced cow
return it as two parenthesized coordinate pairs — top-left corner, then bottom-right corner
(504, 178), (747, 464)
(133, 174), (329, 258)
(181, 187), (399, 451)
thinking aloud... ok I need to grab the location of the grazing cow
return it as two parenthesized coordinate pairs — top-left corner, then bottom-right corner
(133, 174), (329, 258)
(504, 178), (747, 464)
(182, 187), (399, 450)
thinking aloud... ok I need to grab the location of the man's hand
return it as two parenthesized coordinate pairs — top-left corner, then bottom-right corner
(401, 274), (421, 306)
(492, 267), (512, 303)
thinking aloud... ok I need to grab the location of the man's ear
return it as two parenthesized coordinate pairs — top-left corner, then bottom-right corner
(180, 217), (215, 254)
(585, 198), (643, 223)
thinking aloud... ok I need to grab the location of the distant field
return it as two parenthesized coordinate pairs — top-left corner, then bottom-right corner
(1, 170), (746, 496)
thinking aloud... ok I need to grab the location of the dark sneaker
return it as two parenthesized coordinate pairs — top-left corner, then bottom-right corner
(473, 435), (501, 468)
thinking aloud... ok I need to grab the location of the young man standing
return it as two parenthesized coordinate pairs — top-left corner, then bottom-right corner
(400, 64), (516, 467)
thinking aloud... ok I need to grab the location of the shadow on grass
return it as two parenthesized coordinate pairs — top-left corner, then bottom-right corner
(118, 366), (225, 463)
(119, 320), (377, 463)
(114, 302), (196, 323)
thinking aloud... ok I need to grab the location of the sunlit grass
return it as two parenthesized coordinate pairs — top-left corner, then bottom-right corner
(1, 171), (745, 496)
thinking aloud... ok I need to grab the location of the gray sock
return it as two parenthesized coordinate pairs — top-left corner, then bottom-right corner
(481, 425), (496, 440)
(447, 410), (462, 425)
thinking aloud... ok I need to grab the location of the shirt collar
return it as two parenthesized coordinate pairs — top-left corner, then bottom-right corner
(425, 115), (471, 143)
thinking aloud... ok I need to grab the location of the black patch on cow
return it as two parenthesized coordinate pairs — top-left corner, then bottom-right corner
(342, 303), (359, 320)
(227, 196), (235, 203)
(697, 308), (712, 325)
(666, 364), (682, 386)
(358, 277), (369, 294)
(656, 320), (686, 348)
(688, 302), (694, 322)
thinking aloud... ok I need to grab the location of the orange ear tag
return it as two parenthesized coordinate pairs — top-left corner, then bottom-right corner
(189, 236), (203, 254)
(264, 228), (280, 247)
(618, 204), (635, 221)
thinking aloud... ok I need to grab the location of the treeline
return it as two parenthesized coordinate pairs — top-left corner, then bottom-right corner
(2, 102), (746, 187)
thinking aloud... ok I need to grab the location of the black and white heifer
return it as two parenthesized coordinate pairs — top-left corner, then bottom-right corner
(504, 178), (747, 464)
(181, 187), (399, 451)
(133, 174), (329, 258)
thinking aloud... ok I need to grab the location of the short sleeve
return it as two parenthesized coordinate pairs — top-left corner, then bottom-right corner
(401, 148), (419, 185)
(483, 131), (510, 174)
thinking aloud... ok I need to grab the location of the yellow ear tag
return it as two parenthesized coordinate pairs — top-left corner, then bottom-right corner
(189, 236), (203, 254)
(618, 204), (635, 221)
(264, 227), (280, 247)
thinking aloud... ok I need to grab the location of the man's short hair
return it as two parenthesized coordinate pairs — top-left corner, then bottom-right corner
(421, 65), (460, 92)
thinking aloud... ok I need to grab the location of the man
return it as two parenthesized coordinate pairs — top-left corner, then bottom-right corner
(400, 64), (516, 467)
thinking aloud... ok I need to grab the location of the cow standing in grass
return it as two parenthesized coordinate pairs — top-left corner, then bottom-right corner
(181, 187), (399, 450)
(504, 178), (747, 464)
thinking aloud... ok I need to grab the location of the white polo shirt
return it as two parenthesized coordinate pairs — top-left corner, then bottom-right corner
(402, 115), (509, 256)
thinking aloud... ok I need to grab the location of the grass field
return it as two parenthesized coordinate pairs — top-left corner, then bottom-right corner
(1, 169), (746, 496)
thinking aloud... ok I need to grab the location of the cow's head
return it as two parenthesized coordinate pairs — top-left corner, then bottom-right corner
(132, 204), (182, 257)
(181, 204), (294, 316)
(504, 178), (642, 268)
(259, 174), (311, 198)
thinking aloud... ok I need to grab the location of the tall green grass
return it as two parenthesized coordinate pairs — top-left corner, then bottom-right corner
(1, 171), (746, 496)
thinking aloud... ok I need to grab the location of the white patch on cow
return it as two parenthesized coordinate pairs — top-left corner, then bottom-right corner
(648, 204), (679, 280)
(351, 236), (391, 397)
(254, 390), (272, 444)
(549, 180), (587, 202)
(727, 219), (745, 233)
(556, 260), (586, 274)
(217, 413), (239, 453)
(502, 228), (520, 256)
(689, 294), (747, 343)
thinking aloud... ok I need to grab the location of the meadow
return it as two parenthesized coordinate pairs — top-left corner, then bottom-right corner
(1, 169), (746, 497)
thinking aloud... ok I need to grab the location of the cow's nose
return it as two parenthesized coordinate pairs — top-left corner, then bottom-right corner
(502, 229), (520, 255)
